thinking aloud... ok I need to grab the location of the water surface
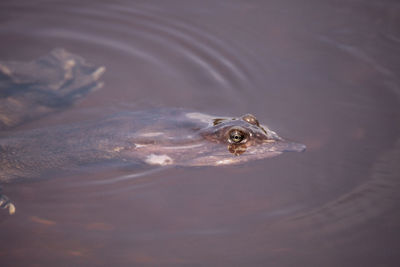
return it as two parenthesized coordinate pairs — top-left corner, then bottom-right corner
(0, 0), (399, 266)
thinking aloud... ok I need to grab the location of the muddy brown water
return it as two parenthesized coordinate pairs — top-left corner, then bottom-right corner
(1, 0), (400, 266)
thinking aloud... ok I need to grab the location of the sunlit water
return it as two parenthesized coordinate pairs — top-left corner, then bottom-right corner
(1, 0), (400, 266)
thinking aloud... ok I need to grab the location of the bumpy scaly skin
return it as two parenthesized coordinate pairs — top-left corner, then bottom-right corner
(0, 49), (105, 214)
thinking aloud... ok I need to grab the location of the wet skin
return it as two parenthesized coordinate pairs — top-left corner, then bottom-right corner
(0, 50), (305, 214)
(0, 109), (305, 182)
(0, 109), (305, 214)
(0, 49), (106, 214)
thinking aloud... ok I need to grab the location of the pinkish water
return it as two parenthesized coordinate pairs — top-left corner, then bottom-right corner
(0, 0), (400, 266)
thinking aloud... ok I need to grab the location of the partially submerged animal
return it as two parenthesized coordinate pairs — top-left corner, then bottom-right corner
(0, 49), (305, 214)
(0, 48), (105, 130)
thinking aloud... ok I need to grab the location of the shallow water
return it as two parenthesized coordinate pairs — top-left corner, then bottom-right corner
(1, 0), (400, 266)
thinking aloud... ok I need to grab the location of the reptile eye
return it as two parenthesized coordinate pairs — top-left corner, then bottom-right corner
(229, 129), (246, 144)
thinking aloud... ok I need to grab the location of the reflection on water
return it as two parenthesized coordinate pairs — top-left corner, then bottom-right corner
(1, 0), (400, 266)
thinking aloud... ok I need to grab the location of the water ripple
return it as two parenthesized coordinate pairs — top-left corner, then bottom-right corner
(14, 2), (256, 104)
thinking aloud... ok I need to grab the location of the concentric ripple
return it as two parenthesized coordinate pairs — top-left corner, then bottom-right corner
(1, 1), (261, 110)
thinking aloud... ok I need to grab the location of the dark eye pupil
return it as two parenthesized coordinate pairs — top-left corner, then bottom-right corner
(230, 130), (244, 143)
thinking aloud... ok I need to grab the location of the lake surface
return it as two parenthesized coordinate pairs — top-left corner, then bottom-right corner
(1, 0), (400, 266)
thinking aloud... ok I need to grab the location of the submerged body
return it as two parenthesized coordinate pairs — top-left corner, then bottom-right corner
(0, 50), (305, 214)
(0, 108), (305, 182)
